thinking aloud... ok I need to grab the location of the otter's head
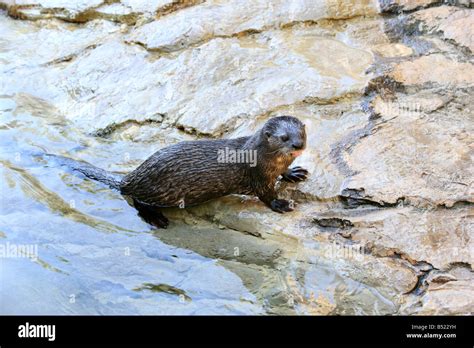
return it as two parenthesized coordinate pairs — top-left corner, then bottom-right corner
(261, 116), (306, 158)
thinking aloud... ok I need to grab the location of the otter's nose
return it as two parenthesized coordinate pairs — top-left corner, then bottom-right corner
(292, 141), (304, 150)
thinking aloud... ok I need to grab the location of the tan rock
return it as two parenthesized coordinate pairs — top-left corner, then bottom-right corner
(349, 207), (473, 270)
(390, 54), (474, 86)
(326, 0), (380, 18)
(411, 280), (474, 315)
(336, 18), (390, 49)
(413, 6), (474, 51)
(372, 43), (413, 57)
(345, 122), (472, 206)
(438, 9), (474, 52)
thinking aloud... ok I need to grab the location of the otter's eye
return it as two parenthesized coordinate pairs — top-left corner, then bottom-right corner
(281, 134), (289, 142)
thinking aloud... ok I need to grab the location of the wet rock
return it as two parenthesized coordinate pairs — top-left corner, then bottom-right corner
(379, 0), (439, 13)
(151, 218), (284, 267)
(0, 16), (120, 70)
(127, 0), (379, 52)
(290, 238), (419, 314)
(219, 259), (295, 315)
(402, 280), (474, 315)
(425, 271), (457, 285)
(0, 0), (104, 21)
(313, 217), (354, 229)
(0, 0), (178, 23)
(346, 207), (473, 270)
(122, 0), (174, 15)
(3, 21), (374, 135)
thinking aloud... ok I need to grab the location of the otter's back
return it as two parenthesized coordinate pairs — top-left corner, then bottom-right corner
(120, 137), (251, 207)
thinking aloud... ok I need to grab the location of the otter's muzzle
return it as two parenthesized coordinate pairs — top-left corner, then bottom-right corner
(290, 141), (305, 157)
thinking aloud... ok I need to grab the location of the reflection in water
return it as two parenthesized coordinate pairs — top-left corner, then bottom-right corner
(133, 283), (192, 302)
(2, 160), (132, 234)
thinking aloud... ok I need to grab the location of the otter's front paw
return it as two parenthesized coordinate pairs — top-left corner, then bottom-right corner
(270, 199), (294, 213)
(281, 166), (309, 183)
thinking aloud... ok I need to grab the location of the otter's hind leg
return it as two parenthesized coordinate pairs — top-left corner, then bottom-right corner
(133, 199), (169, 229)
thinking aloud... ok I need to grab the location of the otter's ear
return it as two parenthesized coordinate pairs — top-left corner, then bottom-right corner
(264, 131), (272, 138)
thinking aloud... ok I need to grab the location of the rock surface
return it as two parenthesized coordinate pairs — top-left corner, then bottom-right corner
(0, 0), (472, 315)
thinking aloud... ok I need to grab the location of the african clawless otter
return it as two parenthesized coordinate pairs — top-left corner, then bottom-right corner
(54, 116), (309, 228)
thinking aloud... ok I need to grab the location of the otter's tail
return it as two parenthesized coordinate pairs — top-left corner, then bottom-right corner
(43, 154), (123, 191)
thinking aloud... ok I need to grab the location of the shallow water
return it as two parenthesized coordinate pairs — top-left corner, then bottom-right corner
(0, 92), (272, 314)
(0, 92), (387, 315)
